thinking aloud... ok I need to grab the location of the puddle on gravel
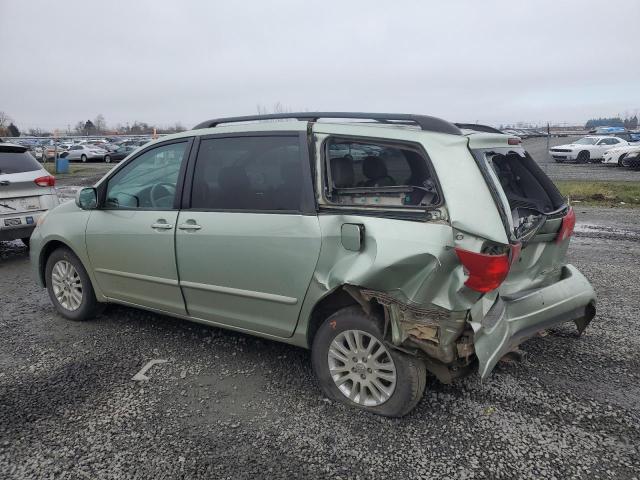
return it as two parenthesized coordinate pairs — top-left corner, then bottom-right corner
(575, 223), (640, 241)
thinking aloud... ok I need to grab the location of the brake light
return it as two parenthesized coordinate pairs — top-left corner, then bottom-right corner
(556, 206), (576, 243)
(34, 175), (56, 187)
(454, 247), (511, 293)
(508, 137), (521, 145)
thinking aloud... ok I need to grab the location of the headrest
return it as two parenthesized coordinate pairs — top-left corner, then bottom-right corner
(218, 166), (250, 190)
(330, 156), (355, 188)
(362, 156), (388, 180)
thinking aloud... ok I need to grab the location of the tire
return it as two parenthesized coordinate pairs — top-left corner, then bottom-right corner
(20, 237), (30, 248)
(618, 154), (626, 167)
(104, 155), (111, 163)
(577, 151), (590, 164)
(45, 247), (102, 321)
(311, 305), (427, 417)
(81, 154), (87, 163)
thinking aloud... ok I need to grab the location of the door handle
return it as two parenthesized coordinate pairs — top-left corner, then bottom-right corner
(178, 223), (202, 231)
(151, 222), (174, 230)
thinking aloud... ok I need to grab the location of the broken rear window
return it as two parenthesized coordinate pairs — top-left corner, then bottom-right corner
(324, 138), (440, 208)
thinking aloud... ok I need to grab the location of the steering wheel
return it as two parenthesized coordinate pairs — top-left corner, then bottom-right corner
(150, 182), (176, 208)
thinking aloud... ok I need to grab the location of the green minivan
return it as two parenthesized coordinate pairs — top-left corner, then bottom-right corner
(30, 113), (595, 417)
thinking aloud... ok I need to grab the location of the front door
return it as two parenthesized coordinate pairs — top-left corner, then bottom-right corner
(85, 139), (192, 315)
(175, 133), (321, 337)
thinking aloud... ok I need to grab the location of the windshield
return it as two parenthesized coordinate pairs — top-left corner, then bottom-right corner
(573, 137), (598, 145)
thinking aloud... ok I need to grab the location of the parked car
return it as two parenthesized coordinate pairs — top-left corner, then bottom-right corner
(620, 150), (640, 169)
(1, 143), (59, 246)
(104, 145), (137, 162)
(62, 144), (108, 162)
(30, 112), (595, 417)
(602, 144), (640, 166)
(549, 135), (628, 163)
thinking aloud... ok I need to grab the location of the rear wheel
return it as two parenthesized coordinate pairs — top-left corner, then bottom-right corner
(104, 154), (111, 163)
(81, 154), (87, 163)
(311, 305), (427, 417)
(45, 247), (101, 321)
(577, 151), (590, 164)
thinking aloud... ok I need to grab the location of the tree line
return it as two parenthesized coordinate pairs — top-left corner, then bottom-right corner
(0, 111), (186, 137)
(585, 116), (638, 129)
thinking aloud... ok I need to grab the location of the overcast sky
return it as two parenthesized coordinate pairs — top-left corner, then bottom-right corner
(2, 0), (639, 131)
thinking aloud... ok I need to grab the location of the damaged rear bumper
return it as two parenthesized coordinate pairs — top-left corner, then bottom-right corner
(471, 264), (596, 379)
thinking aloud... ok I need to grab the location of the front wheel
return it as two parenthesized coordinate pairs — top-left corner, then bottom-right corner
(577, 151), (590, 164)
(104, 155), (111, 163)
(311, 305), (427, 417)
(81, 154), (87, 163)
(45, 247), (102, 321)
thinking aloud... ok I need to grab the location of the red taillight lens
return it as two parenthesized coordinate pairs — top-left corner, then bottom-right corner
(508, 137), (521, 145)
(34, 175), (56, 187)
(556, 207), (576, 244)
(454, 247), (511, 293)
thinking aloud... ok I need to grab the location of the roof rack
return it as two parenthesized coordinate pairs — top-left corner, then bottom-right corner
(454, 123), (504, 134)
(194, 112), (462, 135)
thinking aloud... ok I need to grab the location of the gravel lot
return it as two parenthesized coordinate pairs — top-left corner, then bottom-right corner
(1, 206), (638, 479)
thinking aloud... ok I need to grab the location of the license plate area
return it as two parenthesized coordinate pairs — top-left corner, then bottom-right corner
(4, 218), (22, 227)
(0, 196), (41, 214)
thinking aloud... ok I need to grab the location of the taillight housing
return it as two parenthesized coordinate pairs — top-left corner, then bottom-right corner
(34, 175), (56, 187)
(556, 207), (576, 244)
(455, 247), (511, 293)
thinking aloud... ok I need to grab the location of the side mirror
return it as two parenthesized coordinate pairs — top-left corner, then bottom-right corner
(75, 187), (98, 210)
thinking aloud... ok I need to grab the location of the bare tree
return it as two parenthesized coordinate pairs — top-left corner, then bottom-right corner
(94, 114), (107, 133)
(256, 102), (292, 115)
(0, 111), (12, 128)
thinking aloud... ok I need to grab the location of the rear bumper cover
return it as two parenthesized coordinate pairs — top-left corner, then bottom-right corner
(471, 264), (596, 379)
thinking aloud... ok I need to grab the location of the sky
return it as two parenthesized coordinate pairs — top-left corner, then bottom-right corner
(1, 0), (639, 131)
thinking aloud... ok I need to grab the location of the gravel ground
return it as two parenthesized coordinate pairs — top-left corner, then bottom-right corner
(0, 206), (638, 479)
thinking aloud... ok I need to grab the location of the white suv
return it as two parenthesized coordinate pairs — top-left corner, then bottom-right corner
(0, 143), (59, 245)
(549, 136), (628, 163)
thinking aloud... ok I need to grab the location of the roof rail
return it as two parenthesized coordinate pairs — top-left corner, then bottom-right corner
(454, 123), (504, 134)
(194, 112), (462, 135)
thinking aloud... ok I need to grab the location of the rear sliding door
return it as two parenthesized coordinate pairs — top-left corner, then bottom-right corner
(175, 133), (321, 337)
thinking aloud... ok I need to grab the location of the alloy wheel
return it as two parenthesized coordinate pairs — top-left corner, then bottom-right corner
(51, 260), (83, 311)
(327, 329), (397, 406)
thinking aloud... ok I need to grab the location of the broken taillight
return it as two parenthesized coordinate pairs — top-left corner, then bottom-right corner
(34, 175), (56, 187)
(555, 207), (576, 244)
(454, 247), (511, 293)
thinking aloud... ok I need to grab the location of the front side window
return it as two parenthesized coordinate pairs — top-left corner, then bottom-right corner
(105, 142), (187, 209)
(190, 136), (304, 211)
(324, 138), (439, 207)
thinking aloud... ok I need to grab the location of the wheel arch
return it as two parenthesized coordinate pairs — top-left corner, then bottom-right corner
(306, 285), (383, 348)
(38, 239), (83, 287)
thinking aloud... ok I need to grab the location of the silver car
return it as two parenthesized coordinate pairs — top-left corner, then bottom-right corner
(0, 143), (59, 245)
(63, 144), (108, 163)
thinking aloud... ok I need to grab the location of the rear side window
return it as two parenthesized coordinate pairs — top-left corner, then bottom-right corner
(190, 136), (304, 211)
(325, 138), (440, 208)
(0, 147), (42, 174)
